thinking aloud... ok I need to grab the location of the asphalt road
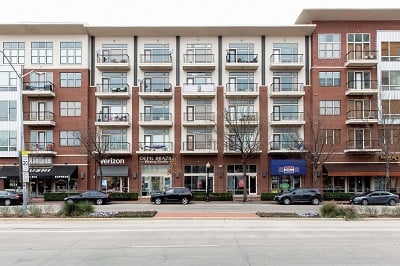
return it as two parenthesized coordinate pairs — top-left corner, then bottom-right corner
(1, 219), (400, 266)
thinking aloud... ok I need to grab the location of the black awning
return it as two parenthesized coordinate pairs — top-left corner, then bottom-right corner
(0, 165), (78, 179)
(97, 166), (129, 177)
(0, 166), (19, 178)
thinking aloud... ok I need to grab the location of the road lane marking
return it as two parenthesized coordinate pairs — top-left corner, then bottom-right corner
(131, 245), (220, 248)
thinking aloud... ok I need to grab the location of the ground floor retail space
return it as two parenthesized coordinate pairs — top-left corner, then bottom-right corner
(323, 163), (400, 193)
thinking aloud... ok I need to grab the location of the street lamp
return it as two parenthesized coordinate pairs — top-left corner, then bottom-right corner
(205, 162), (210, 202)
(1, 50), (44, 213)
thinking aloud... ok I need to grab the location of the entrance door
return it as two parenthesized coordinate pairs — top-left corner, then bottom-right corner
(102, 106), (110, 122)
(38, 131), (46, 150)
(247, 175), (257, 194)
(273, 48), (281, 63)
(273, 77), (281, 92)
(228, 49), (236, 63)
(355, 100), (363, 119)
(355, 72), (363, 89)
(355, 130), (364, 149)
(38, 102), (46, 121)
(273, 106), (281, 121)
(272, 134), (280, 150)
(144, 106), (152, 121)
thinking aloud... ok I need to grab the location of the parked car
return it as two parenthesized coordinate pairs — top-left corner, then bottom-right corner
(151, 187), (193, 205)
(350, 191), (399, 206)
(274, 188), (323, 205)
(64, 190), (112, 205)
(0, 190), (23, 206)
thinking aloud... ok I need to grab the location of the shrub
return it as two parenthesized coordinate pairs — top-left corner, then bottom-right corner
(13, 206), (26, 217)
(109, 192), (138, 201)
(261, 193), (279, 201)
(57, 201), (94, 217)
(342, 206), (360, 220)
(44, 205), (55, 215)
(28, 205), (43, 217)
(0, 206), (12, 217)
(359, 206), (379, 217)
(320, 201), (359, 220)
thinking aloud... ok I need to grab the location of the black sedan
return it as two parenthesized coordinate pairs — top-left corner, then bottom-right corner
(151, 187), (193, 205)
(350, 191), (400, 206)
(64, 190), (112, 205)
(0, 190), (23, 206)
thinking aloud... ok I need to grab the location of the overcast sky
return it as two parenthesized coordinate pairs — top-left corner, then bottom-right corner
(1, 0), (399, 26)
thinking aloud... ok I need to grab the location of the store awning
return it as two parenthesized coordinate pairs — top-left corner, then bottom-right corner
(0, 165), (78, 179)
(97, 166), (129, 177)
(270, 159), (306, 175)
(323, 163), (400, 176)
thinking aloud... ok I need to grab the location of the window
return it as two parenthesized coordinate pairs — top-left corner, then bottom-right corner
(228, 127), (257, 152)
(100, 72), (127, 93)
(184, 164), (214, 192)
(347, 71), (371, 89)
(347, 33), (370, 60)
(185, 43), (213, 63)
(143, 100), (169, 121)
(321, 129), (341, 145)
(381, 42), (400, 61)
(186, 99), (213, 121)
(29, 130), (53, 151)
(381, 71), (400, 91)
(273, 99), (299, 121)
(60, 102), (81, 116)
(227, 99), (255, 121)
(228, 72), (255, 92)
(2, 42), (25, 64)
(142, 72), (170, 93)
(60, 130), (80, 146)
(320, 100), (340, 115)
(142, 129), (169, 151)
(319, 72), (340, 87)
(227, 43), (256, 63)
(271, 128), (299, 150)
(186, 128), (213, 150)
(60, 72), (82, 87)
(272, 43), (299, 63)
(381, 100), (400, 120)
(0, 71), (18, 91)
(272, 72), (299, 92)
(60, 42), (82, 64)
(318, 34), (340, 58)
(379, 129), (400, 145)
(101, 128), (128, 151)
(31, 42), (53, 64)
(0, 131), (17, 151)
(0, 101), (17, 121)
(143, 43), (171, 63)
(99, 44), (128, 63)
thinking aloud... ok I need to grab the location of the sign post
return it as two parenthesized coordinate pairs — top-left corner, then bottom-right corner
(21, 150), (29, 213)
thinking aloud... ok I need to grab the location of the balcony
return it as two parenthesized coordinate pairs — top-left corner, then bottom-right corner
(139, 83), (172, 99)
(346, 110), (378, 124)
(95, 112), (130, 127)
(269, 83), (305, 98)
(269, 54), (304, 70)
(225, 83), (258, 98)
(345, 80), (378, 96)
(95, 83), (130, 99)
(182, 112), (216, 126)
(23, 81), (55, 97)
(97, 142), (131, 155)
(182, 84), (216, 98)
(225, 53), (258, 70)
(23, 111), (55, 126)
(344, 140), (381, 153)
(224, 140), (261, 154)
(137, 142), (173, 154)
(225, 112), (258, 125)
(269, 140), (306, 153)
(345, 51), (378, 67)
(138, 53), (173, 70)
(181, 141), (217, 154)
(25, 142), (56, 156)
(96, 53), (130, 71)
(270, 112), (305, 126)
(139, 113), (173, 127)
(182, 54), (215, 70)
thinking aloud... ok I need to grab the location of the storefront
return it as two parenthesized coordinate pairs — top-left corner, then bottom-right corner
(0, 165), (78, 197)
(270, 159), (306, 192)
(97, 164), (129, 192)
(227, 164), (257, 195)
(323, 163), (400, 193)
(140, 155), (172, 196)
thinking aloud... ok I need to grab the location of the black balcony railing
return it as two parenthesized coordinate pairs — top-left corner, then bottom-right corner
(24, 111), (55, 122)
(346, 140), (379, 150)
(139, 112), (172, 122)
(270, 54), (304, 64)
(182, 83), (215, 93)
(140, 53), (172, 63)
(183, 53), (215, 64)
(26, 142), (55, 152)
(270, 140), (304, 151)
(226, 112), (258, 122)
(138, 142), (172, 152)
(97, 112), (129, 122)
(226, 82), (258, 93)
(271, 112), (303, 121)
(98, 141), (130, 152)
(96, 83), (129, 93)
(346, 110), (377, 120)
(347, 80), (377, 90)
(24, 81), (54, 91)
(97, 53), (129, 64)
(183, 112), (215, 122)
(182, 141), (216, 151)
(346, 50), (378, 61)
(226, 53), (258, 63)
(139, 82), (172, 93)
(225, 140), (260, 152)
(270, 82), (304, 93)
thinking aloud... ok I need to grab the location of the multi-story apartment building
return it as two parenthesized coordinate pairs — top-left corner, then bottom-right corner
(297, 9), (400, 193)
(1, 9), (400, 199)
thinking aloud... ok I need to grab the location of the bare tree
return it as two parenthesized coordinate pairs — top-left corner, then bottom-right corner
(303, 111), (336, 188)
(75, 124), (109, 191)
(224, 109), (261, 202)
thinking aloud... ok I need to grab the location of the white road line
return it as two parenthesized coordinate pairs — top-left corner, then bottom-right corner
(131, 245), (220, 248)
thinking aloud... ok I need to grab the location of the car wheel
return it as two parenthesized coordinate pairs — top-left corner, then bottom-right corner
(388, 199), (396, 206)
(361, 199), (368, 206)
(181, 197), (189, 205)
(66, 199), (74, 204)
(4, 199), (11, 206)
(311, 197), (320, 205)
(154, 198), (162, 205)
(282, 197), (291, 205)
(96, 199), (103, 205)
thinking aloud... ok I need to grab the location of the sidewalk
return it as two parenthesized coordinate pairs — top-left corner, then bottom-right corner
(155, 212), (259, 219)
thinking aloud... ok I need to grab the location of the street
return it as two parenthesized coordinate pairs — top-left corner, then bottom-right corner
(0, 218), (400, 265)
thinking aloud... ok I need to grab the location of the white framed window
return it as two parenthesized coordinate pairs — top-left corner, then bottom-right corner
(31, 42), (53, 64)
(60, 101), (81, 116)
(319, 71), (341, 87)
(320, 100), (341, 115)
(60, 72), (82, 88)
(60, 130), (81, 146)
(2, 42), (25, 64)
(60, 42), (82, 64)
(0, 130), (17, 151)
(318, 34), (341, 59)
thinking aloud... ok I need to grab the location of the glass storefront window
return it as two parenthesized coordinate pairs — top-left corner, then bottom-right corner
(270, 175), (300, 193)
(102, 176), (128, 192)
(141, 164), (170, 196)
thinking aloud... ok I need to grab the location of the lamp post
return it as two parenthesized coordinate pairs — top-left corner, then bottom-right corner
(1, 50), (44, 213)
(205, 161), (210, 202)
